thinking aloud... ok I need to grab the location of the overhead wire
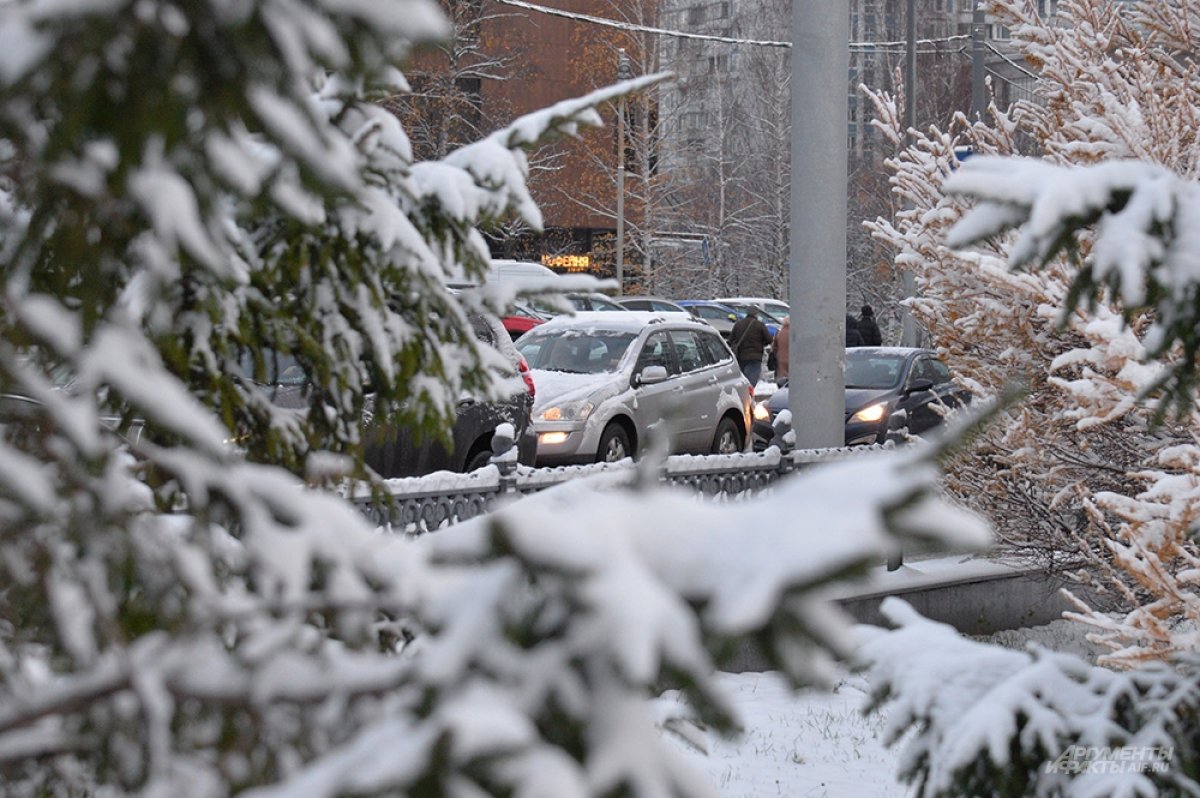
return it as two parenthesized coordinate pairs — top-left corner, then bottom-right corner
(984, 41), (1040, 80)
(494, 0), (970, 50)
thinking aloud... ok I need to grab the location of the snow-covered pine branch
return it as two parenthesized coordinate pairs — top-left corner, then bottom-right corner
(859, 598), (1200, 797)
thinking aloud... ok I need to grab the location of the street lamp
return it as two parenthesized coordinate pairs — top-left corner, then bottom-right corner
(615, 48), (632, 295)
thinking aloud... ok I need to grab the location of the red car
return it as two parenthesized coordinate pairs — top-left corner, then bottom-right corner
(502, 303), (549, 341)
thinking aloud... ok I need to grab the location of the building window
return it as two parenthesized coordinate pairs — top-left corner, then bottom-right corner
(687, 5), (704, 25)
(718, 0), (732, 19)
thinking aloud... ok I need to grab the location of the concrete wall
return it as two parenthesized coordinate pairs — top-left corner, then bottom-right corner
(838, 566), (1087, 636)
(726, 560), (1099, 673)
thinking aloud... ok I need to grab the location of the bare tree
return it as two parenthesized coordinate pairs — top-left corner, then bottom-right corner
(386, 0), (526, 160)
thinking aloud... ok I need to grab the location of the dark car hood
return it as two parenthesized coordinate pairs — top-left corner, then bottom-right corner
(766, 386), (893, 415)
(843, 387), (894, 414)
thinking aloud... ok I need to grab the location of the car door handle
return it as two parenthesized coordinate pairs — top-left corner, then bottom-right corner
(458, 398), (477, 408)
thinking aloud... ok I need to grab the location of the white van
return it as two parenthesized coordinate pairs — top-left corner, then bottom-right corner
(445, 259), (560, 290)
(492, 260), (560, 281)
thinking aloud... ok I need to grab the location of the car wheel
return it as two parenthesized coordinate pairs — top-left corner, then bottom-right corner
(596, 423), (632, 463)
(711, 417), (744, 454)
(464, 448), (493, 472)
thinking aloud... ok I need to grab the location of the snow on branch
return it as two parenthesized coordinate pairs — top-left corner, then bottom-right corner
(945, 156), (1200, 409)
(860, 597), (1199, 797)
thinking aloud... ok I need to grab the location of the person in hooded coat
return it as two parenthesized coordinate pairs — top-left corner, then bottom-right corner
(858, 304), (883, 346)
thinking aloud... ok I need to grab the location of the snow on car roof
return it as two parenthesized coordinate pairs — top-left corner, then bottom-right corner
(531, 310), (713, 333)
(713, 296), (788, 305)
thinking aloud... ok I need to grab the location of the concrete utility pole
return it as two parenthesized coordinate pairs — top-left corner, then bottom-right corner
(615, 48), (632, 295)
(899, 0), (921, 348)
(790, 0), (849, 448)
(971, 5), (987, 120)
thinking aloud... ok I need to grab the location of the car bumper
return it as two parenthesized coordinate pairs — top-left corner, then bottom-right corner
(751, 417), (885, 449)
(844, 419), (886, 446)
(530, 420), (600, 466)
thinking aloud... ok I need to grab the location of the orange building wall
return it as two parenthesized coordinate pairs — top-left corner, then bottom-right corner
(479, 0), (637, 232)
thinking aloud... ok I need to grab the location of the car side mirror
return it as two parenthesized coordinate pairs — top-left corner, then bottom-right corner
(636, 365), (669, 385)
(905, 378), (934, 395)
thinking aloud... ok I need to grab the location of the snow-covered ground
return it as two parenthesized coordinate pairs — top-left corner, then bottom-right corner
(669, 671), (903, 798)
(671, 618), (1106, 797)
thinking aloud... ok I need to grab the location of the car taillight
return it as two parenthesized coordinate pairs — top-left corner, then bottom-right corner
(518, 355), (535, 398)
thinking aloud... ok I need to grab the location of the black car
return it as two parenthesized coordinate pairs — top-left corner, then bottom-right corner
(364, 314), (538, 476)
(247, 315), (538, 477)
(752, 347), (970, 447)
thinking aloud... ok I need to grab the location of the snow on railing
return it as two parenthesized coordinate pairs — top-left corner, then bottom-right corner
(350, 429), (891, 534)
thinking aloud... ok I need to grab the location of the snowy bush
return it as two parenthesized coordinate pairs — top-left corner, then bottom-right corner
(865, 0), (1200, 657)
(860, 3), (1200, 792)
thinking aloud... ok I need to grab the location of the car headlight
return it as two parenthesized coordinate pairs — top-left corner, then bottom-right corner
(541, 399), (595, 422)
(849, 401), (888, 424)
(753, 401), (772, 422)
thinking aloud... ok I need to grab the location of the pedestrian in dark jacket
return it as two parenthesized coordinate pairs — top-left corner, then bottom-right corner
(845, 314), (864, 347)
(858, 304), (883, 346)
(730, 308), (773, 386)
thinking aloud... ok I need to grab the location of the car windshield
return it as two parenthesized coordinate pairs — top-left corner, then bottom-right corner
(239, 352), (307, 386)
(845, 352), (905, 389)
(757, 305), (789, 324)
(583, 295), (626, 311)
(517, 330), (637, 374)
(764, 307), (789, 322)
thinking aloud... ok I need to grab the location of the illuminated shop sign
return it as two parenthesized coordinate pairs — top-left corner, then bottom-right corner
(541, 254), (592, 272)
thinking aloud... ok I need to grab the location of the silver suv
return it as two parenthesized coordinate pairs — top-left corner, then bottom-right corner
(516, 312), (752, 464)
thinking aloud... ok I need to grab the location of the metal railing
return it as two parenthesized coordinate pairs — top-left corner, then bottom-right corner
(350, 425), (890, 534)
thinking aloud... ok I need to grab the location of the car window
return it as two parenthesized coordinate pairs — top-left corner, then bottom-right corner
(845, 353), (904, 389)
(517, 330), (636, 374)
(623, 299), (651, 311)
(694, 305), (726, 321)
(239, 351), (305, 386)
(587, 295), (626, 311)
(757, 307), (788, 325)
(651, 300), (681, 313)
(926, 359), (952, 385)
(910, 357), (950, 386)
(635, 331), (679, 376)
(469, 314), (497, 346)
(668, 330), (707, 372)
(698, 331), (731, 364)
